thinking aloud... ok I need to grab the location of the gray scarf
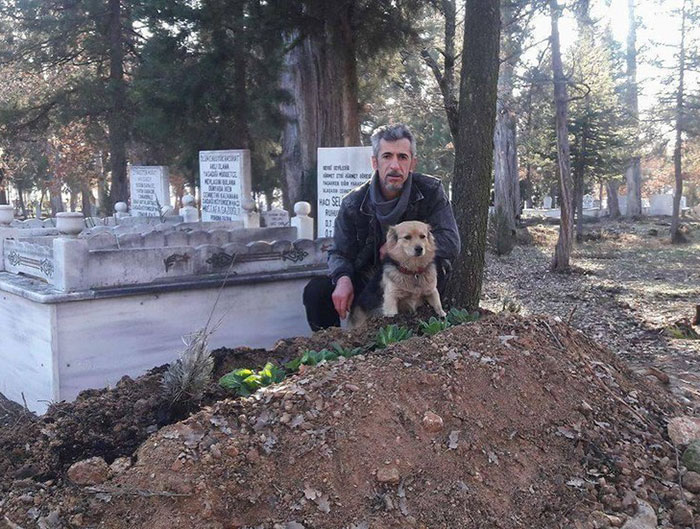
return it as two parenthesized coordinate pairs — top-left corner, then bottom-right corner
(369, 171), (413, 240)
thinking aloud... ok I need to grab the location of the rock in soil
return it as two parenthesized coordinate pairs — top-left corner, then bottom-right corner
(668, 416), (700, 446)
(66, 456), (110, 485)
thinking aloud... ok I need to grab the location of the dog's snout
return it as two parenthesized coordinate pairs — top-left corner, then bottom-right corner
(414, 246), (424, 256)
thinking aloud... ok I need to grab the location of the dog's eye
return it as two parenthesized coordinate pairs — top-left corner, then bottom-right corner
(419, 234), (426, 239)
(403, 235), (411, 240)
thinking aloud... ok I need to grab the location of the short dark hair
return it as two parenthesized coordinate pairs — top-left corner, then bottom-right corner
(370, 124), (416, 158)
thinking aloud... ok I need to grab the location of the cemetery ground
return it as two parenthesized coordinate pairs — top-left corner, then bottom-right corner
(0, 216), (699, 528)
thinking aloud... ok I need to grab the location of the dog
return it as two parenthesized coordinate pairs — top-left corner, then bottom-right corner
(349, 220), (446, 327)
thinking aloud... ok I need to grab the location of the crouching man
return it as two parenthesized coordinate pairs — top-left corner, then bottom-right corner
(303, 123), (461, 330)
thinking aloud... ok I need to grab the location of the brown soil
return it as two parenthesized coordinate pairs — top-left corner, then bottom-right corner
(1, 312), (695, 529)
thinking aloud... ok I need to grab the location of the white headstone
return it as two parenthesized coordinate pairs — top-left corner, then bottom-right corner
(617, 195), (628, 215)
(261, 208), (290, 227)
(129, 166), (170, 217)
(582, 194), (595, 209)
(317, 146), (373, 238)
(199, 149), (251, 222)
(650, 194), (674, 216)
(543, 196), (552, 209)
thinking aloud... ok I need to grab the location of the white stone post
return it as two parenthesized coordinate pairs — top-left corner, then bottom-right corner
(114, 202), (130, 220)
(0, 205), (14, 226)
(0, 205), (12, 272)
(242, 198), (260, 228)
(52, 237), (89, 291)
(181, 195), (199, 223)
(291, 202), (314, 240)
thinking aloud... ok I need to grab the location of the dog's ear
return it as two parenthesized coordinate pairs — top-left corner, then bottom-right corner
(387, 226), (398, 245)
(427, 225), (435, 244)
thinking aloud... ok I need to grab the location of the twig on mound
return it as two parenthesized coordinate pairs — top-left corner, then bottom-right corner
(567, 305), (578, 325)
(540, 320), (650, 427)
(3, 516), (26, 529)
(83, 485), (192, 498)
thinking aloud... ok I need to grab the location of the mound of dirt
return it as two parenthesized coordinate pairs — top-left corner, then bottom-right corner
(2, 313), (697, 529)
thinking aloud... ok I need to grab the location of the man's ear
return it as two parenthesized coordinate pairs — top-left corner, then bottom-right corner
(371, 156), (378, 171)
(387, 226), (398, 245)
(410, 156), (417, 172)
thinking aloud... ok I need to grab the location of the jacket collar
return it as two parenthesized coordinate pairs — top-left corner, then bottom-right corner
(359, 171), (424, 216)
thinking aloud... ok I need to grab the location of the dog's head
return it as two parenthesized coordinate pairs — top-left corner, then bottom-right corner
(386, 221), (436, 261)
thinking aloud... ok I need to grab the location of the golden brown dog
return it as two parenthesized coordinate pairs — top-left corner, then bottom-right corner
(349, 220), (446, 327)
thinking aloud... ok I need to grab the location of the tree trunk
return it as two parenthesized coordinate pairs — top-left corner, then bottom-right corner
(279, 4), (356, 210)
(607, 180), (621, 218)
(337, 2), (360, 146)
(97, 150), (110, 216)
(625, 0), (643, 218)
(107, 0), (128, 207)
(493, 2), (521, 232)
(443, 0), (500, 311)
(81, 182), (93, 215)
(574, 94), (590, 242)
(49, 185), (64, 216)
(423, 0), (459, 140)
(15, 182), (26, 218)
(549, 0), (575, 271)
(279, 43), (304, 211)
(493, 65), (519, 232)
(671, 0), (686, 244)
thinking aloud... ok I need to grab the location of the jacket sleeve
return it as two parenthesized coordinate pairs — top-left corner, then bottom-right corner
(326, 198), (358, 284)
(426, 183), (461, 261)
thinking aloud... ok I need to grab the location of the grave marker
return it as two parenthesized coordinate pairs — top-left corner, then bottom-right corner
(262, 208), (290, 227)
(317, 146), (373, 237)
(129, 166), (170, 217)
(199, 150), (252, 222)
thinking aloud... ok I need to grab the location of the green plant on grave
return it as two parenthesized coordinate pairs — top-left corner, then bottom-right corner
(446, 307), (480, 326)
(219, 362), (285, 396)
(487, 205), (516, 256)
(419, 316), (451, 336)
(375, 324), (413, 349)
(285, 342), (363, 372)
(501, 297), (522, 314)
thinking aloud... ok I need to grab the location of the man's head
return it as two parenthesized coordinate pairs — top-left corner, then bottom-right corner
(370, 124), (417, 200)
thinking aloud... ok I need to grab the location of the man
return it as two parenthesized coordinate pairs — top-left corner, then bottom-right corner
(303, 123), (460, 330)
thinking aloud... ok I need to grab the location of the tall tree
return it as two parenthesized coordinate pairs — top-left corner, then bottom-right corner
(549, 0), (574, 271)
(624, 0), (643, 217)
(671, 0), (689, 243)
(493, 0), (536, 236)
(443, 0), (500, 310)
(278, 0), (423, 207)
(0, 0), (139, 208)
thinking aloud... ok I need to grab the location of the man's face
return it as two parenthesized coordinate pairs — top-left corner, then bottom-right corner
(372, 138), (417, 199)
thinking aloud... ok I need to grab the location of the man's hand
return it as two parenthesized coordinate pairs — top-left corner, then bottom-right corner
(332, 276), (354, 319)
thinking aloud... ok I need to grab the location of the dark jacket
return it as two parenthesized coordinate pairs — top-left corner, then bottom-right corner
(327, 172), (461, 284)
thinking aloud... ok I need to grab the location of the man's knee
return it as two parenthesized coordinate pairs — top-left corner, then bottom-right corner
(303, 276), (339, 331)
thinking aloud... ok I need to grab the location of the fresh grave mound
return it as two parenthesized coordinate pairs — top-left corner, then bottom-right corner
(0, 307), (444, 492)
(2, 314), (695, 529)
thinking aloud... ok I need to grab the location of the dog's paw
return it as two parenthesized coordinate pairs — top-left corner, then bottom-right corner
(383, 310), (398, 317)
(436, 309), (447, 318)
